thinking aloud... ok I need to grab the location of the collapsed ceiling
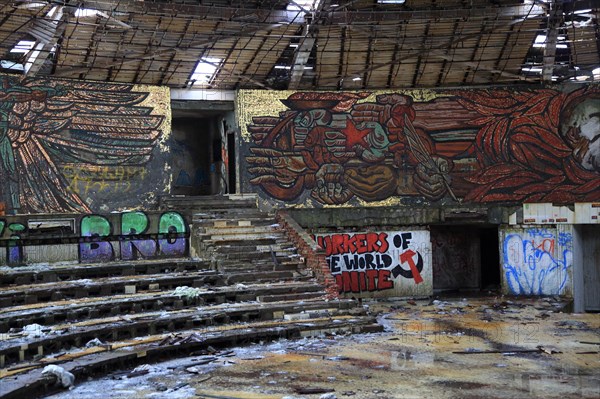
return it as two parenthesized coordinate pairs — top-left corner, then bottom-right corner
(0, 0), (599, 90)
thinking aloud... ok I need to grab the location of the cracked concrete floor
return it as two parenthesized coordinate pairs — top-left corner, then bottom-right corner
(49, 296), (599, 399)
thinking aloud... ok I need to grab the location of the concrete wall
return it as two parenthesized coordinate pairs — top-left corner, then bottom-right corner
(0, 75), (172, 215)
(572, 225), (585, 311)
(580, 225), (600, 311)
(0, 211), (189, 266)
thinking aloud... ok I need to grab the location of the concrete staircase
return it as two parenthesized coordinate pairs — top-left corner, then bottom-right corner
(0, 195), (379, 399)
(189, 195), (304, 274)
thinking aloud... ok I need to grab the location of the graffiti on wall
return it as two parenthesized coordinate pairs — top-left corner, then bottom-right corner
(503, 228), (572, 295)
(0, 219), (25, 265)
(1, 211), (188, 265)
(80, 211), (188, 263)
(314, 230), (430, 294)
(241, 86), (600, 205)
(61, 165), (149, 196)
(0, 75), (169, 214)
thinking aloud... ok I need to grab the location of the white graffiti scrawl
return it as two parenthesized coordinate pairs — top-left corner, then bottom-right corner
(503, 228), (572, 295)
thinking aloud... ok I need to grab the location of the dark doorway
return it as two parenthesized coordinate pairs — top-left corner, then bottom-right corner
(480, 227), (501, 290)
(431, 225), (500, 293)
(581, 225), (600, 312)
(171, 117), (218, 195)
(169, 100), (235, 196)
(227, 131), (236, 193)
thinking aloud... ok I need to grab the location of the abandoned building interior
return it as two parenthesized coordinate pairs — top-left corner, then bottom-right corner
(0, 0), (599, 398)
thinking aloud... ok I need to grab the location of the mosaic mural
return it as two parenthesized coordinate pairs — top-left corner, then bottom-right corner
(240, 85), (600, 206)
(0, 75), (170, 215)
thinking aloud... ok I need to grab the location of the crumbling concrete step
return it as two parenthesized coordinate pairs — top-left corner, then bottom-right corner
(0, 271), (222, 308)
(0, 258), (209, 286)
(0, 267), (317, 309)
(0, 314), (381, 399)
(217, 252), (299, 263)
(0, 282), (325, 332)
(161, 195), (258, 208)
(0, 298), (360, 368)
(189, 207), (275, 219)
(210, 242), (293, 253)
(218, 258), (301, 268)
(197, 233), (286, 243)
(223, 270), (311, 284)
(199, 224), (279, 236)
(219, 253), (298, 263)
(217, 261), (303, 274)
(257, 291), (326, 302)
(214, 245), (295, 254)
(193, 218), (276, 227)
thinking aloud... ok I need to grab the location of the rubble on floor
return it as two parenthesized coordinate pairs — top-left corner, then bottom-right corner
(46, 296), (599, 399)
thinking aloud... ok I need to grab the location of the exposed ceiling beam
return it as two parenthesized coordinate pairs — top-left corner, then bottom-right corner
(190, 57), (272, 90)
(94, 10), (132, 30)
(288, 1), (332, 89)
(49, 1), (547, 24)
(25, 5), (64, 76)
(53, 19), (298, 77)
(542, 1), (562, 83)
(288, 34), (316, 89)
(322, 11), (546, 87)
(347, 23), (534, 83)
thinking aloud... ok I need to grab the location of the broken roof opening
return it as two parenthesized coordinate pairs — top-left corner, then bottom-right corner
(287, 0), (321, 11)
(74, 8), (99, 18)
(10, 40), (35, 54)
(191, 57), (222, 85)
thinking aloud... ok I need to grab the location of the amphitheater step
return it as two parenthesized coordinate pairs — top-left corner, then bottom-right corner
(0, 193), (377, 399)
(0, 298), (360, 368)
(194, 218), (276, 228)
(0, 314), (381, 399)
(0, 281), (325, 333)
(0, 258), (210, 286)
(0, 270), (222, 308)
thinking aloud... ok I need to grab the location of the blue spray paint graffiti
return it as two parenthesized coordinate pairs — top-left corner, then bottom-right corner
(503, 228), (572, 295)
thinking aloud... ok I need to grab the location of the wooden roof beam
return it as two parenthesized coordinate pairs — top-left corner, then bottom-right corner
(65, 1), (547, 24)
(542, 1), (562, 83)
(54, 19), (297, 77)
(288, 0), (330, 89)
(25, 5), (65, 76)
(324, 13), (546, 87)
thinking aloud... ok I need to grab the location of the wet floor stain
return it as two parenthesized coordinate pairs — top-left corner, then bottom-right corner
(49, 296), (600, 399)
